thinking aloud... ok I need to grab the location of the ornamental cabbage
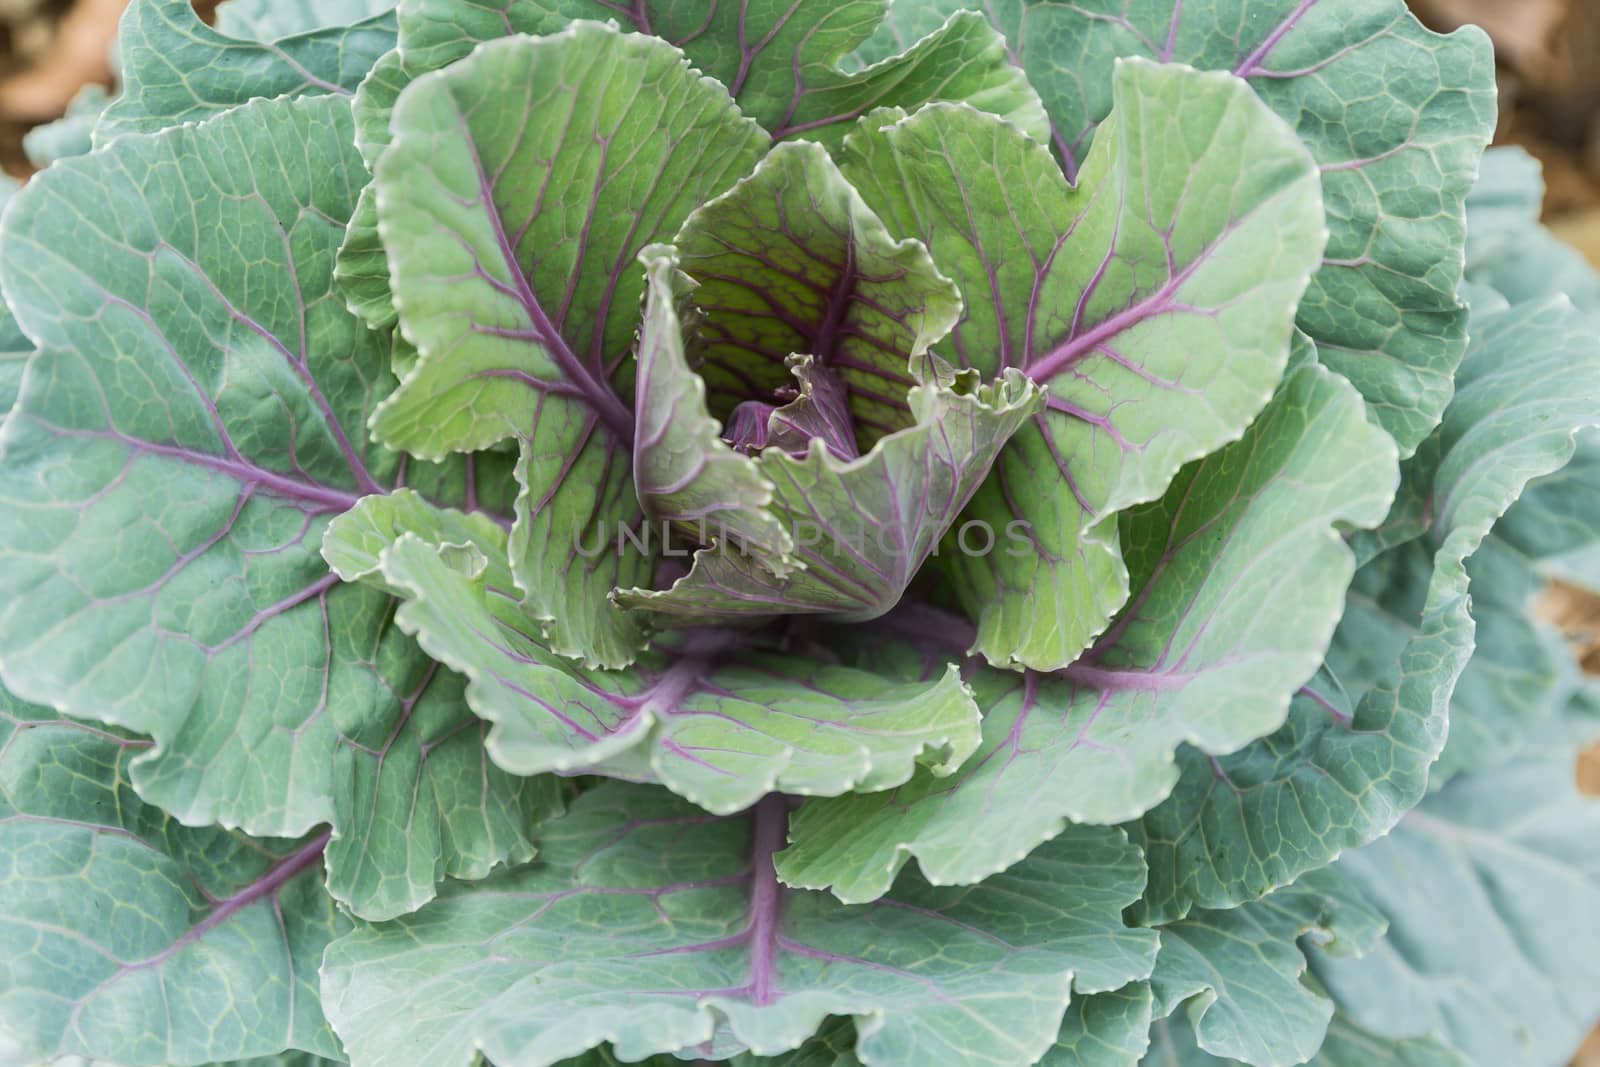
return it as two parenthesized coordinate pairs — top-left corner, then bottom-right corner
(0, 2), (1596, 1066)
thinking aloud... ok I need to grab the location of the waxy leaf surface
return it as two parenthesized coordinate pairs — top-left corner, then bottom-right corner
(337, 0), (1044, 332)
(325, 512), (983, 814)
(840, 60), (1326, 669)
(1311, 712), (1600, 1067)
(0, 683), (348, 1066)
(0, 98), (537, 926)
(98, 0), (397, 143)
(1149, 869), (1384, 1066)
(323, 785), (1156, 1067)
(777, 363), (1394, 902)
(369, 24), (772, 666)
(859, 0), (1497, 456)
(1132, 289), (1600, 923)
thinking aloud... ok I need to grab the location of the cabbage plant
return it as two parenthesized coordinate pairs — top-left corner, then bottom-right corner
(0, 0), (1597, 1065)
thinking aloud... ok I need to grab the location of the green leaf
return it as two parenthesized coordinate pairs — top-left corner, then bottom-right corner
(1427, 536), (1571, 786)
(1311, 712), (1600, 1067)
(368, 23), (770, 667)
(336, 0), (1045, 333)
(321, 487), (508, 598)
(658, 138), (963, 454)
(1142, 1014), (1472, 1067)
(1465, 147), (1600, 312)
(623, 175), (1042, 627)
(384, 0), (1042, 148)
(860, 0), (1497, 456)
(0, 682), (349, 1066)
(351, 527), (982, 814)
(776, 363), (1395, 903)
(1396, 295), (1600, 785)
(1042, 983), (1154, 1067)
(1497, 430), (1600, 582)
(215, 0), (398, 39)
(97, 0), (397, 143)
(21, 85), (108, 169)
(630, 248), (798, 571)
(0, 97), (531, 925)
(619, 141), (1041, 625)
(0, 95), (394, 834)
(1150, 869), (1385, 1066)
(1132, 288), (1600, 923)
(838, 59), (1326, 670)
(326, 652), (566, 923)
(322, 785), (1157, 1067)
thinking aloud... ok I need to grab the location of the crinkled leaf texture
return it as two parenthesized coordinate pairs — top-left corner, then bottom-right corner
(1131, 284), (1600, 923)
(0, 94), (543, 923)
(97, 0), (398, 143)
(859, 0), (1497, 458)
(1148, 868), (1385, 1067)
(0, 682), (348, 1066)
(324, 497), (983, 814)
(322, 784), (1157, 1067)
(840, 58), (1327, 670)
(622, 192), (1040, 620)
(777, 361), (1396, 902)
(1311, 705), (1600, 1067)
(368, 22), (771, 667)
(619, 144), (1043, 623)
(336, 0), (1047, 332)
(0, 94), (395, 833)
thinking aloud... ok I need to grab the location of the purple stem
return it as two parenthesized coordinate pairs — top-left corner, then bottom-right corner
(746, 794), (788, 1007)
(461, 113), (635, 444)
(112, 832), (329, 979)
(1234, 0), (1320, 78)
(1299, 683), (1352, 725)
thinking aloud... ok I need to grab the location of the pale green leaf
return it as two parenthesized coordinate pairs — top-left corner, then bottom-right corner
(0, 95), (398, 835)
(1042, 983), (1154, 1067)
(0, 683), (348, 1066)
(368, 23), (771, 667)
(0, 98), (532, 925)
(630, 248), (795, 570)
(1464, 147), (1600, 312)
(322, 785), (1157, 1067)
(839, 59), (1326, 669)
(1141, 1014), (1472, 1067)
(1311, 713), (1600, 1067)
(1496, 430), (1600, 585)
(326, 654), (566, 923)
(366, 528), (982, 813)
(776, 363), (1394, 903)
(215, 0), (398, 40)
(1132, 288), (1600, 923)
(1149, 869), (1385, 1067)
(621, 372), (1043, 624)
(381, 0), (1043, 149)
(336, 0), (1045, 332)
(97, 0), (397, 143)
(860, 0), (1497, 456)
(21, 85), (108, 169)
(1427, 536), (1571, 786)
